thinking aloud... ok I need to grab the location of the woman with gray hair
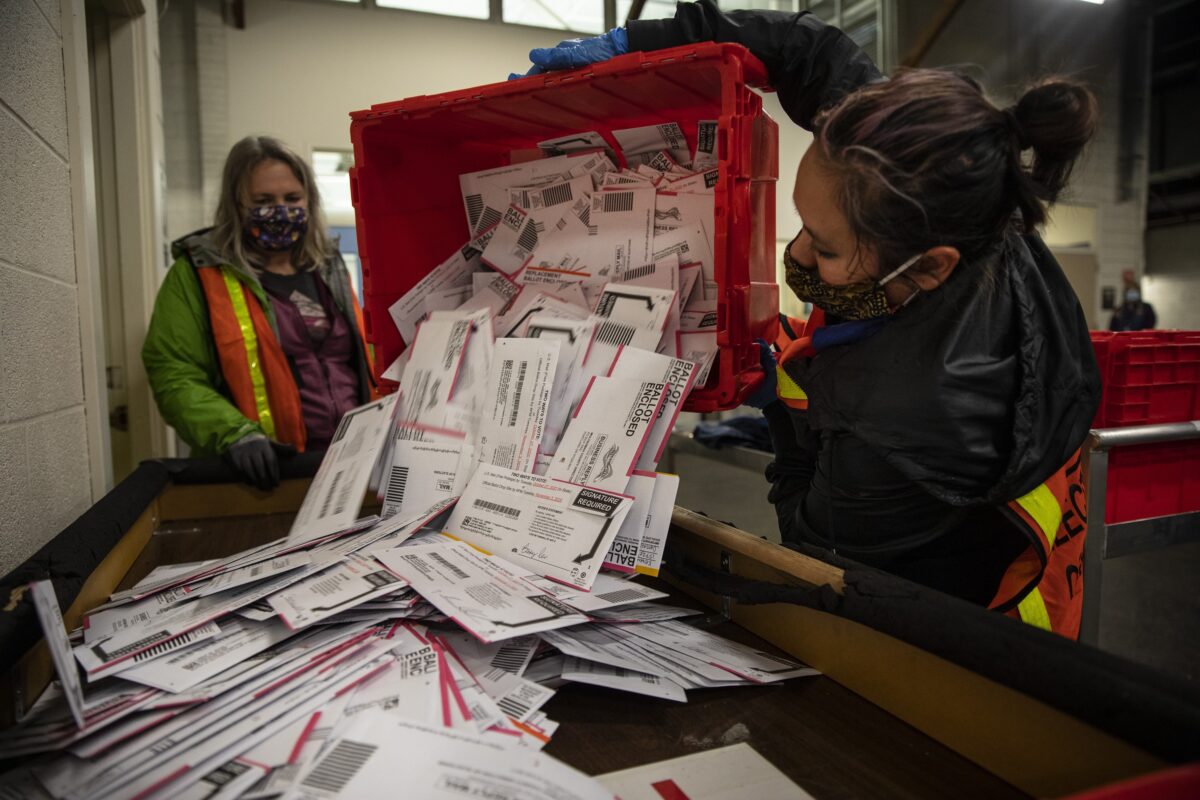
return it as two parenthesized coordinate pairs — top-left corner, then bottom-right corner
(143, 136), (374, 490)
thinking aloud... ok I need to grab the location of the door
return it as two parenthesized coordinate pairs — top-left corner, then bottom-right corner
(86, 0), (174, 480)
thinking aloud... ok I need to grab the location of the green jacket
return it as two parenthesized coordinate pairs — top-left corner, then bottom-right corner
(141, 229), (371, 456)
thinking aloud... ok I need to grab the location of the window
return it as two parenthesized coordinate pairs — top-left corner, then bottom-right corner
(313, 150), (354, 219)
(375, 0), (490, 20)
(503, 0), (605, 33)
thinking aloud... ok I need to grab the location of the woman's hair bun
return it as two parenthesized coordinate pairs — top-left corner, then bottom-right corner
(1010, 79), (1099, 202)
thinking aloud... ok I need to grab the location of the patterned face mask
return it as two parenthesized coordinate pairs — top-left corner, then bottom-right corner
(244, 205), (308, 252)
(783, 233), (922, 320)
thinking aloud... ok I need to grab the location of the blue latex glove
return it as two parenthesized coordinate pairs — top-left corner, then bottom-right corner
(743, 339), (779, 409)
(508, 28), (629, 80)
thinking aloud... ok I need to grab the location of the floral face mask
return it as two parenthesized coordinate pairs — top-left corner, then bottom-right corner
(244, 204), (308, 252)
(783, 233), (922, 320)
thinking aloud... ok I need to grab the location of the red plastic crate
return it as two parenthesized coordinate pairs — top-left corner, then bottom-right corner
(348, 43), (780, 411)
(1090, 331), (1200, 427)
(1106, 440), (1200, 524)
(1089, 330), (1200, 523)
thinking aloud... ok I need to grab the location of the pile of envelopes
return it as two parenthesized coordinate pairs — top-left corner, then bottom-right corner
(0, 123), (819, 800)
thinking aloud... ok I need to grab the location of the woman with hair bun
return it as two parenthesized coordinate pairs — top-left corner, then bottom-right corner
(522, 1), (1100, 638)
(143, 136), (374, 490)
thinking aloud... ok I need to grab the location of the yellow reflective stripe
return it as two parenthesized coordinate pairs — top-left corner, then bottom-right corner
(221, 270), (275, 440)
(1015, 483), (1060, 553)
(1017, 587), (1052, 631)
(776, 364), (807, 401)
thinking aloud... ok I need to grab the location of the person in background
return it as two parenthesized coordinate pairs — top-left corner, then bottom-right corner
(143, 136), (374, 490)
(1109, 284), (1157, 331)
(519, 1), (1100, 638)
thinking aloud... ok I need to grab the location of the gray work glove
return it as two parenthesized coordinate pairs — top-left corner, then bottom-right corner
(226, 433), (294, 491)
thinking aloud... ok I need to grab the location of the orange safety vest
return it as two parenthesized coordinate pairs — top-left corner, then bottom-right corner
(989, 450), (1088, 639)
(196, 266), (378, 455)
(775, 309), (1087, 638)
(773, 310), (824, 410)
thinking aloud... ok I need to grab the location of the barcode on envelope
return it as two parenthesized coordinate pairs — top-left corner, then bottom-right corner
(473, 499), (521, 519)
(603, 191), (634, 213)
(595, 320), (637, 347)
(333, 472), (355, 517)
(320, 471), (343, 519)
(498, 694), (532, 720)
(429, 551), (471, 580)
(507, 363), (528, 427)
(130, 627), (204, 662)
(622, 263), (656, 281)
(595, 588), (648, 604)
(384, 465), (409, 510)
(465, 194), (483, 228)
(516, 221), (540, 253)
(489, 642), (529, 673)
(478, 206), (501, 233)
(301, 739), (378, 794)
(541, 183), (572, 206)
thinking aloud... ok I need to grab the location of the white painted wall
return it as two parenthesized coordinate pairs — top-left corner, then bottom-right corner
(0, 0), (97, 574)
(224, 2), (582, 160)
(1144, 224), (1200, 330)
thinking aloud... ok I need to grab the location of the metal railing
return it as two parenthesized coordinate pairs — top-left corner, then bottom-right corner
(1081, 421), (1200, 644)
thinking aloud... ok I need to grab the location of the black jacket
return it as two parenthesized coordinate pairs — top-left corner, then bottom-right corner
(631, 2), (1101, 603)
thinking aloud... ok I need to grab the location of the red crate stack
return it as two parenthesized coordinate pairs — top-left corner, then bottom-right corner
(348, 43), (780, 412)
(1089, 330), (1200, 523)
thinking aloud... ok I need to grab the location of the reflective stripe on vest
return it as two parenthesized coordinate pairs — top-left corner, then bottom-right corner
(195, 265), (307, 452)
(1013, 482), (1061, 554)
(988, 449), (1088, 639)
(776, 364), (808, 408)
(221, 270), (276, 440)
(1017, 587), (1053, 631)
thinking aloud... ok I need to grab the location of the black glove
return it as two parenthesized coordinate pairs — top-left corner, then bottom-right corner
(226, 434), (295, 491)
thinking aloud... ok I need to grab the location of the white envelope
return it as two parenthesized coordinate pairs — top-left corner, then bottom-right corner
(635, 472), (680, 577)
(293, 713), (613, 800)
(388, 242), (477, 347)
(116, 617), (295, 693)
(460, 152), (600, 232)
(524, 572), (667, 614)
(561, 656), (687, 703)
(288, 394), (400, 544)
(444, 464), (632, 590)
(545, 374), (667, 493)
(608, 347), (697, 471)
(477, 338), (559, 473)
(653, 222), (715, 299)
(676, 329), (718, 387)
(589, 283), (676, 351)
(613, 122), (690, 168)
(602, 471), (657, 574)
(654, 191), (714, 239)
(525, 316), (594, 456)
(381, 436), (470, 520)
(692, 120), (719, 171)
(664, 168), (720, 194)
(31, 581), (86, 729)
(495, 290), (586, 338)
(509, 175), (592, 213)
(375, 541), (589, 643)
(268, 554), (407, 630)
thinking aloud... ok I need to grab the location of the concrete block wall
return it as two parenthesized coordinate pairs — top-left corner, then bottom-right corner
(0, 0), (95, 574)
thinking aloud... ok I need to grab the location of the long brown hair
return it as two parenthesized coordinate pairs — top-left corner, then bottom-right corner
(813, 69), (1098, 278)
(211, 136), (333, 272)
